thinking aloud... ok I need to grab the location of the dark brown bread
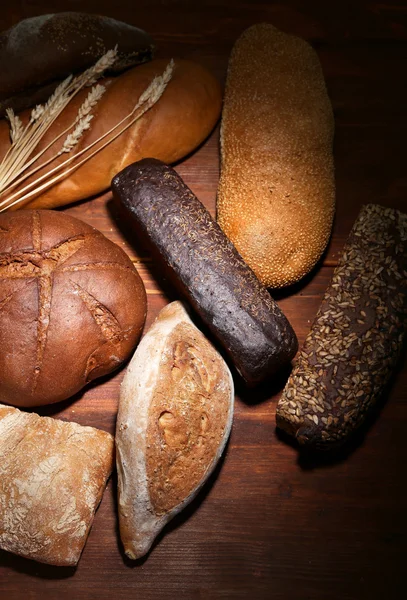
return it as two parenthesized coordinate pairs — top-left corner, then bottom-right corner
(0, 12), (154, 115)
(0, 404), (114, 566)
(112, 159), (298, 385)
(276, 204), (407, 449)
(0, 210), (147, 407)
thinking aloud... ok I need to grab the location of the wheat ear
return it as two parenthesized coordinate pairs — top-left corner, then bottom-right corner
(0, 60), (174, 212)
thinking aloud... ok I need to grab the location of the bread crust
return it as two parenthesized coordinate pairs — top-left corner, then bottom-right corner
(276, 204), (407, 448)
(217, 23), (335, 288)
(0, 209), (147, 407)
(112, 158), (298, 385)
(0, 12), (154, 115)
(0, 59), (222, 210)
(116, 301), (234, 559)
(0, 403), (114, 566)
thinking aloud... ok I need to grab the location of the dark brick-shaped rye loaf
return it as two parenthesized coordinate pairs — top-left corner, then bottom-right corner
(277, 204), (407, 449)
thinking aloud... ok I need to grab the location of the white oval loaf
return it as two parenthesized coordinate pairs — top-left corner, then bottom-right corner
(116, 301), (234, 559)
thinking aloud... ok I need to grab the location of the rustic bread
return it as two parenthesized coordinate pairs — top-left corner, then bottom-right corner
(0, 403), (114, 566)
(0, 209), (146, 407)
(217, 23), (335, 288)
(116, 301), (234, 559)
(0, 59), (222, 210)
(276, 204), (407, 449)
(112, 158), (298, 385)
(0, 12), (154, 115)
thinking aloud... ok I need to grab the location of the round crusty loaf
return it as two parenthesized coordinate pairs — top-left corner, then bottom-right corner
(0, 59), (222, 210)
(217, 23), (335, 288)
(0, 12), (154, 116)
(0, 209), (147, 407)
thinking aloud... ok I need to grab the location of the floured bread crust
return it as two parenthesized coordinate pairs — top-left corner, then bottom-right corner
(116, 301), (234, 559)
(147, 323), (231, 514)
(0, 404), (114, 566)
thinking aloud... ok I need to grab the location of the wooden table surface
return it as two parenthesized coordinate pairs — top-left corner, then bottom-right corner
(1, 1), (406, 599)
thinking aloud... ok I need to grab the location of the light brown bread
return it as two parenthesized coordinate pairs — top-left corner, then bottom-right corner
(116, 301), (234, 559)
(217, 23), (335, 288)
(0, 59), (222, 210)
(0, 404), (114, 566)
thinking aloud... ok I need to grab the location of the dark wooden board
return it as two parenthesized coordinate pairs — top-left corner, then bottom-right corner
(0, 2), (406, 599)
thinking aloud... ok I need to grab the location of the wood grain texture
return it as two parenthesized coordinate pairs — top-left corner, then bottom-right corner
(0, 1), (406, 599)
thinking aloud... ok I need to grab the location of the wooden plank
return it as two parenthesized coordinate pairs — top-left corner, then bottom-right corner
(0, 2), (406, 599)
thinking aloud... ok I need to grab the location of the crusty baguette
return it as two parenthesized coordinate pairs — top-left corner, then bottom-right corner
(112, 159), (298, 386)
(116, 301), (234, 559)
(0, 59), (222, 210)
(0, 404), (114, 566)
(0, 12), (154, 116)
(276, 204), (407, 449)
(217, 23), (335, 288)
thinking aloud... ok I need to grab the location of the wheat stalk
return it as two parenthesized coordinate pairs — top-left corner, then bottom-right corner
(0, 48), (117, 196)
(0, 84), (107, 199)
(0, 59), (174, 212)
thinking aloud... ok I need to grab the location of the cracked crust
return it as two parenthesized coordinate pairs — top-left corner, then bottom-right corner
(116, 301), (234, 559)
(0, 209), (147, 407)
(0, 403), (114, 566)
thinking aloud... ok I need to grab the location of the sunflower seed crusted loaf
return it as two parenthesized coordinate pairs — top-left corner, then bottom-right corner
(276, 204), (407, 449)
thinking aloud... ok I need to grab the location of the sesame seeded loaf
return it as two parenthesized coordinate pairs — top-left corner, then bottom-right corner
(112, 159), (298, 385)
(276, 204), (407, 449)
(217, 23), (335, 288)
(0, 12), (154, 116)
(0, 404), (114, 566)
(116, 301), (234, 559)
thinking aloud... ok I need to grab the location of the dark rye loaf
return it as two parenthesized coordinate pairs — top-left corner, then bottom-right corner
(277, 204), (407, 449)
(112, 158), (298, 385)
(0, 12), (154, 115)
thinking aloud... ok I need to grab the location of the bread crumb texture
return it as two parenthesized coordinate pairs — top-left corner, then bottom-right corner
(276, 204), (407, 447)
(146, 322), (231, 514)
(0, 404), (114, 565)
(217, 23), (335, 288)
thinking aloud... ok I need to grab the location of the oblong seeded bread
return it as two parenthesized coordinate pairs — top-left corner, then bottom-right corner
(116, 301), (234, 559)
(276, 204), (407, 449)
(217, 23), (335, 288)
(0, 404), (114, 566)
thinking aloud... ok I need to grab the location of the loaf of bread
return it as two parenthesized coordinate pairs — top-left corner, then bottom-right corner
(0, 12), (154, 115)
(0, 59), (222, 210)
(0, 403), (114, 566)
(276, 204), (407, 449)
(217, 23), (335, 288)
(0, 209), (146, 407)
(112, 159), (298, 385)
(116, 301), (234, 559)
